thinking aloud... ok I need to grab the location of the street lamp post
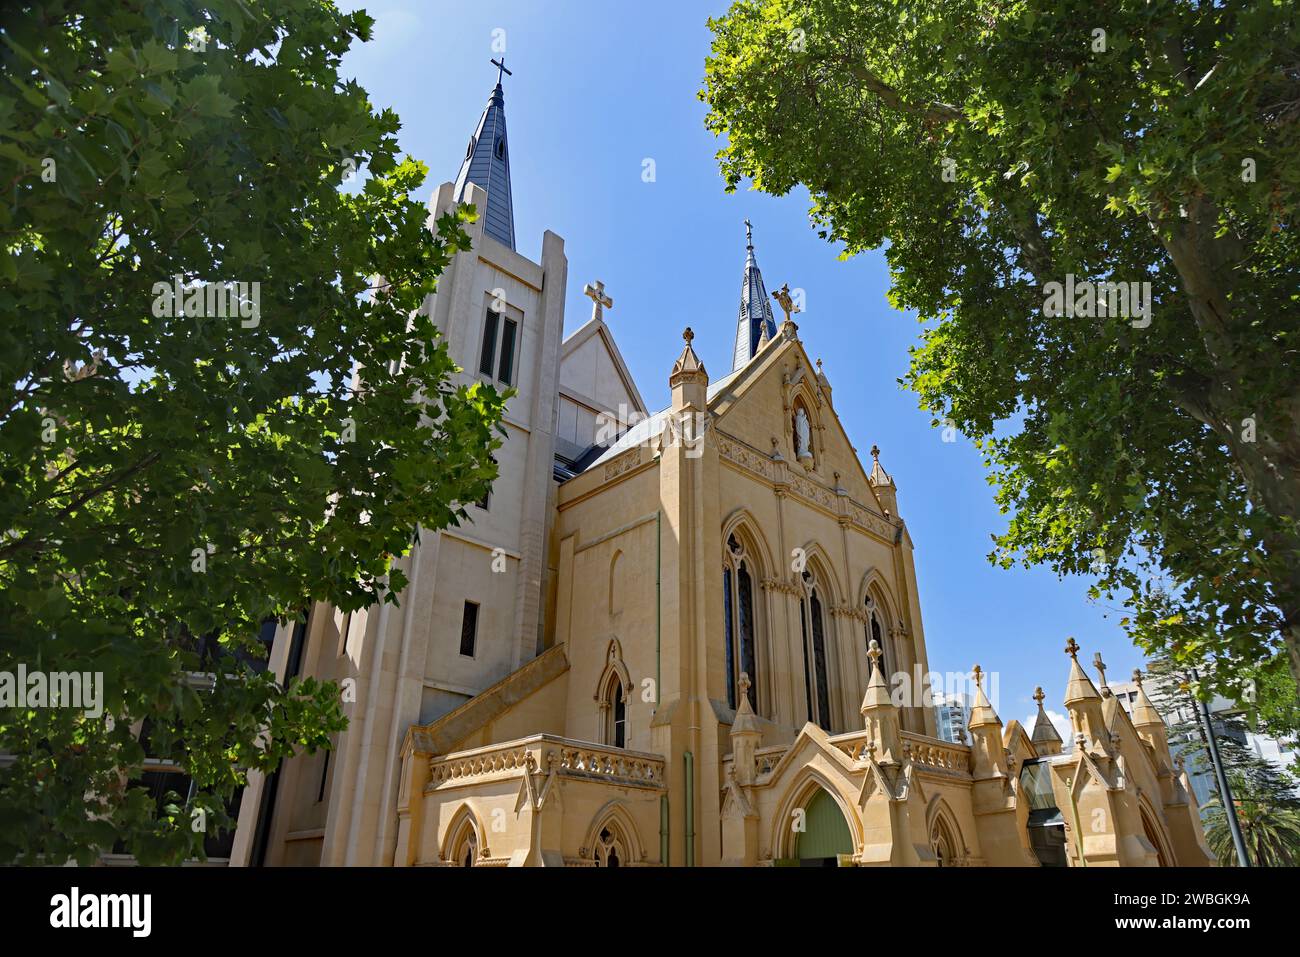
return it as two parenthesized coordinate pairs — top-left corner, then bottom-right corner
(1189, 667), (1250, 868)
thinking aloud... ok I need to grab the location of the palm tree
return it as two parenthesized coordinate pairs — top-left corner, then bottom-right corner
(1203, 773), (1300, 867)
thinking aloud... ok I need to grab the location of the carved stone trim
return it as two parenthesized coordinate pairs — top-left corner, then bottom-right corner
(603, 448), (641, 482)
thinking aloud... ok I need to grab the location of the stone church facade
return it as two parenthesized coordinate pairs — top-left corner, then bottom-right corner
(226, 70), (1214, 868)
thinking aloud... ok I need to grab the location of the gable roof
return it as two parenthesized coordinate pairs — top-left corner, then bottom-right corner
(560, 315), (647, 415)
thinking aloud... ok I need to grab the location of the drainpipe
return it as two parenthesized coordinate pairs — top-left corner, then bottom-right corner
(655, 510), (661, 705)
(656, 509), (669, 865)
(659, 795), (669, 866)
(684, 751), (695, 867)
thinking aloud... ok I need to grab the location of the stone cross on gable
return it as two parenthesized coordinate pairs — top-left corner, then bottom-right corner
(1093, 651), (1111, 696)
(583, 280), (613, 323)
(1033, 686), (1046, 706)
(772, 283), (801, 323)
(1064, 637), (1080, 658)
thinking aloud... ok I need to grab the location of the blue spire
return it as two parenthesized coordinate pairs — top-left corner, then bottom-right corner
(732, 219), (777, 371)
(453, 58), (516, 250)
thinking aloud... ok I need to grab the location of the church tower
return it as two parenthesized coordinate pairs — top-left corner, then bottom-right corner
(231, 60), (569, 867)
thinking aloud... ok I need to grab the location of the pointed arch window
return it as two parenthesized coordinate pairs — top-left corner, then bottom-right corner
(864, 596), (890, 680)
(594, 823), (626, 868)
(609, 679), (627, 749)
(931, 816), (959, 867)
(799, 569), (832, 730)
(722, 533), (758, 712)
(449, 817), (479, 868)
(600, 671), (628, 749)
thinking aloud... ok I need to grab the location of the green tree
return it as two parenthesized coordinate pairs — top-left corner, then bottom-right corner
(1244, 653), (1300, 780)
(701, 0), (1300, 700)
(1203, 773), (1300, 867)
(0, 1), (505, 864)
(1146, 655), (1300, 865)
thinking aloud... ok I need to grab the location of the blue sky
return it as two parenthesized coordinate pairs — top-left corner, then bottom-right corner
(338, 0), (1134, 730)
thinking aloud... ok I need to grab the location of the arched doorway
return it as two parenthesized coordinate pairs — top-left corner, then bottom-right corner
(794, 788), (854, 867)
(1140, 805), (1171, 867)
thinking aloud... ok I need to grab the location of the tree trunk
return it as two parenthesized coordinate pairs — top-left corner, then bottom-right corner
(1160, 200), (1300, 701)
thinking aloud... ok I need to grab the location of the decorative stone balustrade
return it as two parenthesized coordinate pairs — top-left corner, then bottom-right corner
(899, 731), (972, 774)
(428, 743), (536, 786)
(723, 729), (973, 790)
(828, 730), (872, 763)
(552, 743), (663, 787)
(426, 734), (665, 792)
(753, 745), (787, 779)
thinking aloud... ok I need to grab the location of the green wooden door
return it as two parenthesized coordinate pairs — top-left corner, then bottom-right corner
(795, 789), (853, 864)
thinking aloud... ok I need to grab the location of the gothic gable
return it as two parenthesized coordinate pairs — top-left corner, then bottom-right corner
(557, 317), (646, 459)
(708, 333), (890, 518)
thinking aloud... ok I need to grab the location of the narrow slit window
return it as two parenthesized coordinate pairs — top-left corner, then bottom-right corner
(497, 317), (517, 385)
(479, 310), (499, 377)
(459, 601), (479, 657)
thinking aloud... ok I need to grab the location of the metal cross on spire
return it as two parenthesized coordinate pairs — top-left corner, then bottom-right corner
(744, 218), (754, 249)
(491, 56), (512, 86)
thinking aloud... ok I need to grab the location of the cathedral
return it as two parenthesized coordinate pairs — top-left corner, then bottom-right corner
(225, 67), (1215, 868)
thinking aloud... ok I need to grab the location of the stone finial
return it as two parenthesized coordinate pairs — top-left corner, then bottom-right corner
(670, 328), (712, 410)
(1130, 667), (1165, 731)
(1064, 638), (1101, 704)
(867, 638), (883, 671)
(730, 670), (761, 783)
(860, 639), (900, 763)
(871, 444), (880, 460)
(669, 327), (707, 392)
(1030, 684), (1063, 754)
(968, 664), (1000, 730)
